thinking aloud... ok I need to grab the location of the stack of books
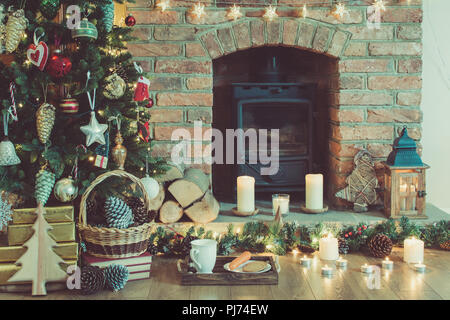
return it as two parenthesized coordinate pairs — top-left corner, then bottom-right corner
(83, 252), (152, 281)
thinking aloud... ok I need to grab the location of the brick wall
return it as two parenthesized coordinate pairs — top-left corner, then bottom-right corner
(127, 0), (423, 207)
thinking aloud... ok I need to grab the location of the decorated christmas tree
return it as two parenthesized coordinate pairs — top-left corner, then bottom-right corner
(0, 0), (166, 207)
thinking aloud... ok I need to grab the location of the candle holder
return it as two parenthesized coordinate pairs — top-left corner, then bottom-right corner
(413, 262), (426, 273)
(382, 257), (394, 270)
(300, 203), (329, 214)
(300, 256), (312, 268)
(336, 257), (348, 268)
(360, 264), (374, 273)
(231, 207), (260, 217)
(321, 265), (333, 276)
(272, 194), (290, 216)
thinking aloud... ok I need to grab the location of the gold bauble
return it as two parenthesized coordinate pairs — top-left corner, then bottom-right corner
(111, 132), (127, 170)
(5, 9), (28, 53)
(103, 73), (126, 100)
(54, 177), (78, 203)
(36, 103), (56, 144)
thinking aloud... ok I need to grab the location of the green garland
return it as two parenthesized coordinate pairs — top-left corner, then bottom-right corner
(146, 217), (449, 257)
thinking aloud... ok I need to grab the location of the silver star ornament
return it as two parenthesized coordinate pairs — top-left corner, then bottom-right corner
(80, 112), (108, 147)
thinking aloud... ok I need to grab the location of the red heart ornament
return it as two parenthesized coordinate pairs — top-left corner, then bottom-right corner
(27, 41), (49, 71)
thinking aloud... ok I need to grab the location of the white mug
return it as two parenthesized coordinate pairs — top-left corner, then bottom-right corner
(190, 239), (217, 274)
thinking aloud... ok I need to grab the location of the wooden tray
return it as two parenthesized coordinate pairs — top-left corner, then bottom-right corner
(177, 255), (280, 286)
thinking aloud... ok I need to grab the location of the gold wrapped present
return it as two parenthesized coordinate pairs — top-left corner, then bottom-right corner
(0, 243), (78, 262)
(7, 222), (75, 246)
(11, 206), (74, 224)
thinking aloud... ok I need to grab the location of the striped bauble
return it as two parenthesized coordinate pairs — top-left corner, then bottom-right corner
(59, 97), (79, 114)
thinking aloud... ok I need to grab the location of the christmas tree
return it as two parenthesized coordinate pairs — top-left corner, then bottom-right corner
(0, 1), (166, 207)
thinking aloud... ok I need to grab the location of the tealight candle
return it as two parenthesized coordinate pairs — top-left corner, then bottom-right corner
(382, 257), (394, 270)
(336, 257), (347, 268)
(300, 255), (311, 267)
(404, 237), (424, 263)
(272, 194), (290, 216)
(361, 264), (373, 273)
(321, 264), (333, 276)
(319, 233), (339, 261)
(414, 262), (426, 273)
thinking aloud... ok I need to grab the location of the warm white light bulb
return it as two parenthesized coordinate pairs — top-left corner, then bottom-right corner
(191, 2), (206, 20)
(333, 2), (349, 21)
(301, 4), (307, 18)
(227, 4), (243, 21)
(263, 5), (278, 22)
(156, 0), (171, 12)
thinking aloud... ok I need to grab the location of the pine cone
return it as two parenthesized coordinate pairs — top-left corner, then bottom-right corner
(104, 197), (133, 229)
(338, 237), (350, 254)
(86, 199), (96, 217)
(127, 197), (150, 225)
(297, 243), (315, 254)
(147, 243), (159, 255)
(368, 233), (393, 258)
(80, 265), (105, 295)
(104, 264), (129, 292)
(35, 168), (55, 206)
(181, 235), (198, 256)
(36, 103), (56, 144)
(440, 239), (450, 251)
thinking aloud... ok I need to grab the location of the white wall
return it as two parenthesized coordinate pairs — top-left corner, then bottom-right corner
(422, 0), (450, 213)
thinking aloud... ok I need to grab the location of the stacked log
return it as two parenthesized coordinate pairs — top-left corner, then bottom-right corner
(154, 167), (220, 224)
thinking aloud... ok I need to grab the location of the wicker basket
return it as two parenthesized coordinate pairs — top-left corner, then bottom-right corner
(78, 170), (154, 258)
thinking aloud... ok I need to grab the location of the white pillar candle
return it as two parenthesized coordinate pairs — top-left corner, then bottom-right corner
(321, 265), (333, 276)
(361, 264), (374, 273)
(400, 183), (407, 210)
(237, 176), (255, 213)
(300, 255), (311, 267)
(382, 257), (394, 270)
(319, 234), (339, 261)
(404, 237), (424, 263)
(272, 194), (290, 216)
(305, 174), (323, 210)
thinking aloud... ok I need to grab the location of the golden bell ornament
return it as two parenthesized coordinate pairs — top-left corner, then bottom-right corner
(111, 132), (127, 170)
(54, 176), (78, 202)
(36, 103), (56, 144)
(5, 9), (28, 53)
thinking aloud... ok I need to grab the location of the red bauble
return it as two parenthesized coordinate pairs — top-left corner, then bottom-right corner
(125, 14), (136, 27)
(46, 50), (72, 78)
(145, 98), (154, 108)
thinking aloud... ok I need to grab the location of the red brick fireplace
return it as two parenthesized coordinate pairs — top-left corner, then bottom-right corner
(128, 0), (423, 207)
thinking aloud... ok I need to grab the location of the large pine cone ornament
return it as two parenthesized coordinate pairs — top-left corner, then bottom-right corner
(103, 73), (126, 100)
(35, 168), (55, 206)
(36, 103), (56, 144)
(104, 197), (134, 229)
(101, 0), (115, 32)
(104, 264), (129, 292)
(80, 265), (105, 295)
(338, 237), (349, 255)
(440, 239), (450, 251)
(368, 233), (393, 258)
(5, 9), (28, 53)
(40, 0), (61, 20)
(127, 197), (150, 225)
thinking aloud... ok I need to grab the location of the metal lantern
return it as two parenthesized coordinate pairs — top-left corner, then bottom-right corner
(383, 128), (429, 219)
(71, 18), (98, 40)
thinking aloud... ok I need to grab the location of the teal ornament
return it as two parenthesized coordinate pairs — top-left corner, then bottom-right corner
(35, 168), (56, 206)
(101, 0), (115, 33)
(387, 128), (424, 167)
(104, 264), (129, 292)
(104, 197), (134, 229)
(40, 0), (61, 20)
(71, 18), (98, 40)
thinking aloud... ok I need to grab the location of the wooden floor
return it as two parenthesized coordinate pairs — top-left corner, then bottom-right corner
(0, 248), (449, 300)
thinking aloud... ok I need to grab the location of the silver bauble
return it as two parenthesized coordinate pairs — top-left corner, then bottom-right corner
(54, 177), (78, 202)
(0, 138), (21, 166)
(141, 174), (160, 200)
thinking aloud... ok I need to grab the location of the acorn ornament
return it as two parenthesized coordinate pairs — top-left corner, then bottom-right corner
(54, 176), (78, 202)
(5, 9), (28, 53)
(36, 103), (56, 144)
(103, 73), (126, 100)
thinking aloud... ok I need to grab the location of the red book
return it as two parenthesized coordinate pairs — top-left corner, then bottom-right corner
(83, 252), (152, 273)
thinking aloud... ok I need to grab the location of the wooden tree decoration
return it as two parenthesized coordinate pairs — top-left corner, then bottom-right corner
(8, 203), (67, 296)
(335, 149), (379, 212)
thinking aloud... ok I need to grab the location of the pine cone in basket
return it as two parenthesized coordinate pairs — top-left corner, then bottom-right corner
(80, 265), (105, 295)
(127, 196), (150, 225)
(368, 233), (393, 258)
(338, 237), (350, 255)
(104, 264), (129, 292)
(104, 196), (134, 229)
(440, 239), (450, 251)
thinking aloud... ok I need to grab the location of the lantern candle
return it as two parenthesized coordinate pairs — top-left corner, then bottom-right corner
(237, 176), (255, 213)
(336, 257), (348, 268)
(319, 233), (339, 261)
(361, 264), (373, 273)
(272, 194), (290, 216)
(404, 237), (424, 263)
(414, 262), (426, 273)
(321, 264), (333, 276)
(300, 255), (311, 267)
(382, 257), (394, 270)
(305, 174), (323, 210)
(399, 183), (407, 210)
